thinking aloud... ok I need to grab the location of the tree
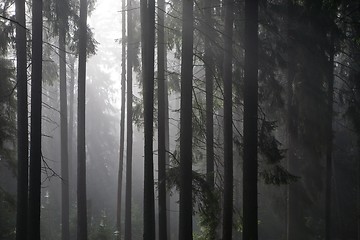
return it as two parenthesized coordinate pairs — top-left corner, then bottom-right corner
(124, 0), (134, 239)
(58, 1), (70, 239)
(116, 0), (127, 238)
(242, 0), (258, 239)
(222, 0), (234, 239)
(77, 0), (88, 238)
(28, 0), (43, 239)
(203, 0), (215, 190)
(179, 0), (194, 240)
(157, 0), (169, 238)
(141, 0), (156, 238)
(15, 0), (28, 239)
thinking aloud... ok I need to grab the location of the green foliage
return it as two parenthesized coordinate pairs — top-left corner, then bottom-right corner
(167, 166), (220, 240)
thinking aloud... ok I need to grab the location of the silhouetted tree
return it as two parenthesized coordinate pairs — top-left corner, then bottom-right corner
(125, 0), (134, 239)
(28, 0), (43, 238)
(77, 0), (88, 238)
(157, 0), (169, 238)
(222, 0), (234, 239)
(242, 0), (258, 239)
(179, 0), (194, 240)
(141, 0), (156, 239)
(15, 0), (28, 239)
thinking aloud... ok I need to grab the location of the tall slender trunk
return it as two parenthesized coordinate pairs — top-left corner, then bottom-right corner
(58, 2), (70, 239)
(157, 0), (168, 238)
(179, 0), (194, 240)
(68, 56), (76, 204)
(28, 0), (43, 239)
(15, 0), (28, 239)
(325, 33), (335, 240)
(242, 0), (258, 239)
(222, 0), (234, 239)
(204, 0), (215, 190)
(77, 0), (88, 238)
(116, 0), (126, 239)
(141, 0), (156, 239)
(124, 0), (133, 238)
(286, 1), (301, 239)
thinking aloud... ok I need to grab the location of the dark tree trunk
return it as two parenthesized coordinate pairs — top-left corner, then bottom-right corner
(141, 0), (156, 239)
(242, 0), (258, 239)
(28, 0), (43, 239)
(179, 0), (194, 240)
(157, 0), (168, 239)
(116, 0), (126, 238)
(58, 2), (70, 239)
(15, 0), (28, 239)
(222, 0), (234, 239)
(286, 2), (301, 239)
(124, 0), (133, 238)
(325, 33), (335, 240)
(77, 0), (88, 238)
(204, 0), (215, 190)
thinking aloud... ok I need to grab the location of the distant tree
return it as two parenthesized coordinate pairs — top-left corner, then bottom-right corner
(242, 0), (258, 239)
(222, 0), (234, 239)
(141, 0), (156, 239)
(28, 0), (43, 239)
(179, 0), (194, 240)
(57, 0), (70, 239)
(125, 0), (134, 239)
(116, 0), (127, 238)
(77, 0), (88, 238)
(15, 0), (28, 239)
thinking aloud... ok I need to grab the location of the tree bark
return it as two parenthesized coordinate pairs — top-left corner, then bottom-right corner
(124, 0), (133, 238)
(58, 1), (70, 239)
(77, 0), (88, 238)
(179, 1), (194, 240)
(222, 0), (234, 239)
(15, 0), (28, 239)
(28, 0), (43, 239)
(204, 0), (215, 191)
(116, 0), (126, 238)
(157, 0), (169, 238)
(325, 33), (334, 240)
(242, 0), (258, 239)
(141, 0), (156, 239)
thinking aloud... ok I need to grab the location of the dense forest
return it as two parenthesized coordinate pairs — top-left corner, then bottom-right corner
(1, 0), (360, 239)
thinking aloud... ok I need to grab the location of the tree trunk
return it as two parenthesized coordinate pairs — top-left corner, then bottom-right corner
(325, 33), (335, 240)
(68, 56), (76, 205)
(124, 0), (133, 238)
(116, 0), (126, 239)
(28, 0), (43, 239)
(242, 0), (258, 239)
(222, 0), (234, 239)
(58, 2), (70, 239)
(204, 0), (215, 191)
(157, 0), (169, 238)
(15, 0), (28, 239)
(141, 0), (156, 239)
(77, 0), (88, 238)
(179, 0), (194, 240)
